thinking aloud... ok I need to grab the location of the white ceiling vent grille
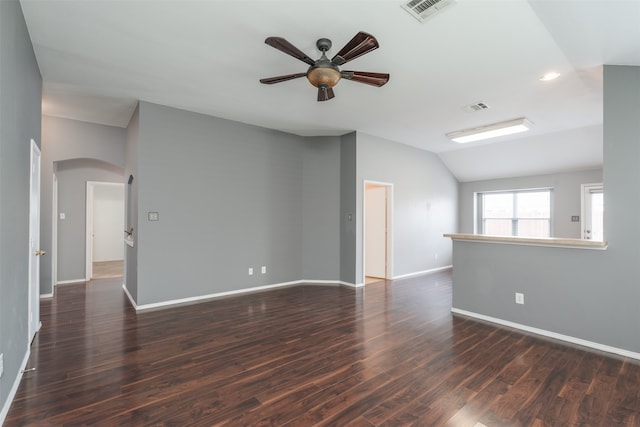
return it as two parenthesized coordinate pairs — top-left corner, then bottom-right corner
(463, 102), (490, 113)
(401, 0), (456, 22)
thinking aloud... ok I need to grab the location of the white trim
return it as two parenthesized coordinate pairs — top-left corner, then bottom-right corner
(52, 173), (58, 290)
(0, 348), (31, 425)
(40, 293), (54, 299)
(123, 280), (364, 311)
(85, 182), (94, 280)
(339, 281), (364, 288)
(301, 280), (343, 286)
(122, 283), (136, 308)
(56, 278), (86, 285)
(451, 308), (640, 361)
(581, 182), (604, 241)
(393, 265), (452, 280)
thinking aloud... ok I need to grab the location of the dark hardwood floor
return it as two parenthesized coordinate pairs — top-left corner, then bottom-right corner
(5, 272), (640, 426)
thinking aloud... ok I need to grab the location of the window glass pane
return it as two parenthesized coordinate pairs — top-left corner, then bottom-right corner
(483, 193), (513, 218)
(517, 219), (550, 237)
(517, 191), (550, 218)
(484, 219), (513, 236)
(479, 189), (551, 237)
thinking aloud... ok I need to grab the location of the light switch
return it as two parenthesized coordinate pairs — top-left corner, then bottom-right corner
(59, 213), (65, 220)
(148, 212), (159, 221)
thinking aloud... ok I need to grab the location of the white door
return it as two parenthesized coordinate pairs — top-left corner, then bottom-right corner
(28, 139), (42, 342)
(581, 183), (604, 241)
(365, 186), (387, 278)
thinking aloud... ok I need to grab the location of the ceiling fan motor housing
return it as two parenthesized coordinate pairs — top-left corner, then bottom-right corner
(306, 38), (340, 88)
(307, 57), (341, 88)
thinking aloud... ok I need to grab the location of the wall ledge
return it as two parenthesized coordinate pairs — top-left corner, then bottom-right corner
(444, 233), (607, 250)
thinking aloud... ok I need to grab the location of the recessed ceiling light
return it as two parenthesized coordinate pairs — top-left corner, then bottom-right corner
(446, 118), (533, 143)
(540, 72), (560, 81)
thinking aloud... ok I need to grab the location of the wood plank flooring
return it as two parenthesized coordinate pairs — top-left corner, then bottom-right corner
(92, 260), (124, 279)
(5, 272), (640, 426)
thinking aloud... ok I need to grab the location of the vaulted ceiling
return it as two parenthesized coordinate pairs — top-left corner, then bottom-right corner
(20, 0), (640, 181)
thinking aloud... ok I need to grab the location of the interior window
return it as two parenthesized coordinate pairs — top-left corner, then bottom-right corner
(477, 189), (551, 237)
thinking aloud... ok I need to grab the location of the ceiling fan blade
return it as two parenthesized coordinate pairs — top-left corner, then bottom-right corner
(331, 32), (379, 66)
(265, 37), (315, 66)
(317, 86), (335, 102)
(260, 73), (307, 85)
(341, 71), (390, 87)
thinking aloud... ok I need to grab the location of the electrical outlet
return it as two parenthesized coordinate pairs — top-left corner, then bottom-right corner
(261, 266), (266, 274)
(435, 253), (439, 260)
(0, 353), (3, 378)
(248, 268), (253, 276)
(515, 292), (524, 305)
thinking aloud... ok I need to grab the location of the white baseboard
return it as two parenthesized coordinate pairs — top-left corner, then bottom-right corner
(451, 307), (640, 361)
(340, 281), (364, 288)
(302, 280), (342, 286)
(40, 293), (54, 299)
(0, 347), (31, 425)
(123, 279), (365, 311)
(122, 283), (136, 308)
(300, 280), (364, 288)
(56, 278), (86, 286)
(393, 265), (452, 280)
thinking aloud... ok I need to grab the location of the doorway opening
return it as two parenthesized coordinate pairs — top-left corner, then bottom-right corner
(363, 181), (393, 284)
(86, 181), (125, 279)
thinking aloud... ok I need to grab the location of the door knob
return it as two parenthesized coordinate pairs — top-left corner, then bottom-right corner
(34, 250), (46, 256)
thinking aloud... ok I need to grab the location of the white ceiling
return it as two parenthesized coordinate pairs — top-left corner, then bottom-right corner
(20, 0), (640, 182)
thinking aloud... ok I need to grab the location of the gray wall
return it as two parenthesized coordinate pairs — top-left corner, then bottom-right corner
(41, 116), (126, 294)
(356, 133), (459, 284)
(451, 65), (640, 354)
(133, 102), (307, 305)
(0, 0), (42, 417)
(459, 169), (603, 238)
(301, 137), (341, 281)
(55, 159), (124, 282)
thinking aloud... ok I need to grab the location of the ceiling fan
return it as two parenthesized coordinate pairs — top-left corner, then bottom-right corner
(259, 31), (390, 102)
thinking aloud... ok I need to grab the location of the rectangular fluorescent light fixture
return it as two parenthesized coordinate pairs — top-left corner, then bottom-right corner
(447, 118), (533, 143)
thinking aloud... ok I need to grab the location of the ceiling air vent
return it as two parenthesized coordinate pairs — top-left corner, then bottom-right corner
(401, 0), (456, 22)
(463, 102), (490, 113)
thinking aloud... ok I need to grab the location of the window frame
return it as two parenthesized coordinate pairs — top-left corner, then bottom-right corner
(475, 188), (553, 237)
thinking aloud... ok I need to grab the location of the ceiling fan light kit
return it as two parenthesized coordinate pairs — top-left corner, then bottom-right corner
(447, 118), (534, 143)
(260, 31), (389, 101)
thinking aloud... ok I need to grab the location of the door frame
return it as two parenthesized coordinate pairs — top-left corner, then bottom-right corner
(362, 180), (393, 282)
(52, 173), (58, 291)
(581, 183), (604, 240)
(28, 139), (41, 342)
(85, 181), (125, 280)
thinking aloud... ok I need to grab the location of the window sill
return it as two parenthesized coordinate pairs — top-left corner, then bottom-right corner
(443, 233), (608, 250)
